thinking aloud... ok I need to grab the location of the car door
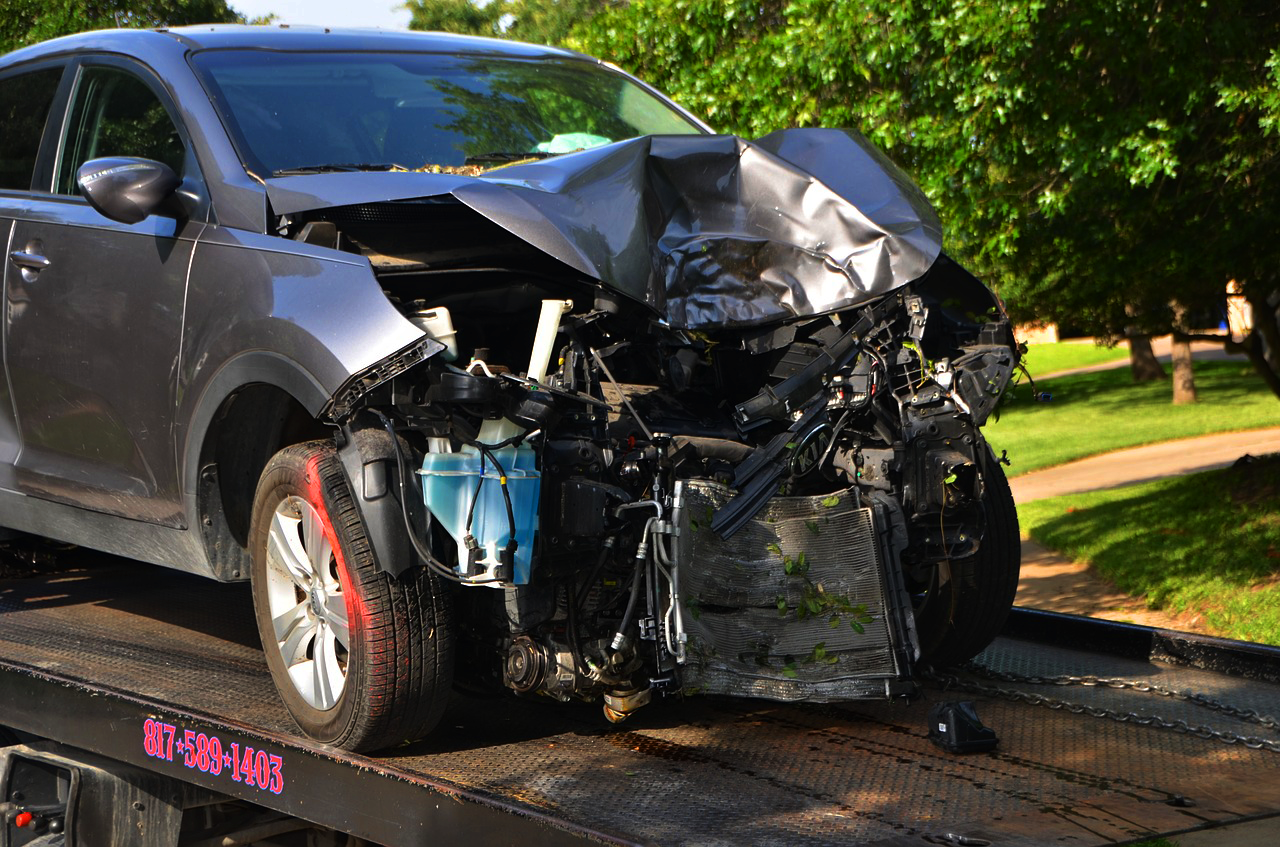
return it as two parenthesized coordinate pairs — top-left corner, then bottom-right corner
(0, 60), (69, 493)
(3, 57), (206, 527)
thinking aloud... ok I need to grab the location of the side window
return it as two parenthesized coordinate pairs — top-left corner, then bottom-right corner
(56, 66), (185, 195)
(0, 67), (64, 190)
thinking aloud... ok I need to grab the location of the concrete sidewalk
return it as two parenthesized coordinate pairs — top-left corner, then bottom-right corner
(1008, 426), (1280, 632)
(1009, 428), (1280, 503)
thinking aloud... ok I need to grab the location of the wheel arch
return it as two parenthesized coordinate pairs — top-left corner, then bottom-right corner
(184, 353), (333, 581)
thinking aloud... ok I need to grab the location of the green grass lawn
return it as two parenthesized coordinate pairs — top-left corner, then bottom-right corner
(1021, 339), (1129, 377)
(1018, 455), (1280, 645)
(985, 360), (1279, 474)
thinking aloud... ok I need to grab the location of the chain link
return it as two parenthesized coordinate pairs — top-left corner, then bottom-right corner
(960, 661), (1280, 732)
(922, 665), (1280, 754)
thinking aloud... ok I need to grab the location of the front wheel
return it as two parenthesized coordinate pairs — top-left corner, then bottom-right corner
(913, 451), (1021, 667)
(248, 441), (453, 752)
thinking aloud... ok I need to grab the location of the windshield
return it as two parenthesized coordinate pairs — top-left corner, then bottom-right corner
(191, 50), (704, 176)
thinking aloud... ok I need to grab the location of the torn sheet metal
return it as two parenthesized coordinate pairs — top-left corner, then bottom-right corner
(264, 128), (942, 330)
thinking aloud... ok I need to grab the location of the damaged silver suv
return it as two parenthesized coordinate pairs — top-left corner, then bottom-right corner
(0, 26), (1019, 751)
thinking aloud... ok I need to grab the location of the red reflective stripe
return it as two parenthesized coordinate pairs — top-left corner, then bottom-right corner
(305, 454), (366, 626)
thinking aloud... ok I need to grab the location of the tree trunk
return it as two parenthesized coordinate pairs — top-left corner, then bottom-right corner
(1170, 333), (1198, 404)
(1128, 335), (1167, 382)
(1170, 301), (1197, 405)
(1123, 302), (1166, 383)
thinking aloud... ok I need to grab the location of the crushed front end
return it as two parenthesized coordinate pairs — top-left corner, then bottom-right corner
(301, 130), (1019, 722)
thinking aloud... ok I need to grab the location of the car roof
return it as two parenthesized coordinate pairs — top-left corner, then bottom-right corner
(1, 24), (589, 68)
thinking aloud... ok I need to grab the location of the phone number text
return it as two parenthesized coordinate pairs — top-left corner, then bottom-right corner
(143, 718), (284, 794)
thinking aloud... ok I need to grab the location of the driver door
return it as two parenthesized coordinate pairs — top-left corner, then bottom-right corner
(4, 57), (205, 527)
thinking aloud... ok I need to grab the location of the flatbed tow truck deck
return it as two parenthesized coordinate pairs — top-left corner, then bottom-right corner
(2, 558), (1279, 846)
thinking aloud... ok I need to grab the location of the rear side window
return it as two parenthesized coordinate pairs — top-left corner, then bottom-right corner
(0, 67), (64, 190)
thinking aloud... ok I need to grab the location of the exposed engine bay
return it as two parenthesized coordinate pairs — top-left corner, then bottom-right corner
(318, 253), (1016, 719)
(278, 130), (1021, 722)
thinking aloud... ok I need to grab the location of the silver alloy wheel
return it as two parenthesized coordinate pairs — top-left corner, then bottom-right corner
(263, 495), (350, 710)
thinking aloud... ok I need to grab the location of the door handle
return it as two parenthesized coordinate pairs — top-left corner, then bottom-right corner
(10, 249), (50, 284)
(10, 251), (50, 271)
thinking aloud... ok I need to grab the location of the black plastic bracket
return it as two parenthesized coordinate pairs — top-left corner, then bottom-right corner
(336, 414), (417, 578)
(927, 701), (998, 754)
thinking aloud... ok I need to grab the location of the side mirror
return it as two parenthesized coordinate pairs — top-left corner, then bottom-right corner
(77, 157), (182, 224)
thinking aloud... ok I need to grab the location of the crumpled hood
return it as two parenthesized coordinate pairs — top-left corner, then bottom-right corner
(265, 128), (943, 330)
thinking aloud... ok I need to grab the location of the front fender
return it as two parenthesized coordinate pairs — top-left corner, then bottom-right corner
(180, 226), (426, 409)
(176, 226), (429, 553)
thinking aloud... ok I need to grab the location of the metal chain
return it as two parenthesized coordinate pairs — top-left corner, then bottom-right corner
(922, 667), (1280, 754)
(960, 661), (1280, 732)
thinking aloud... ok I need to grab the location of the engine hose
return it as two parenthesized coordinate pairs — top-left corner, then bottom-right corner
(464, 448), (486, 534)
(476, 444), (518, 551)
(800, 408), (851, 478)
(611, 561), (645, 650)
(575, 539), (616, 614)
(474, 444), (519, 575)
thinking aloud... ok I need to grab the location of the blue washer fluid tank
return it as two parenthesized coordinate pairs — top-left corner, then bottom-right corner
(419, 444), (540, 585)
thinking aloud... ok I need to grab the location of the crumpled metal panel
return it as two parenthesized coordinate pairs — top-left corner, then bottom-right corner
(678, 482), (906, 701)
(264, 128), (942, 330)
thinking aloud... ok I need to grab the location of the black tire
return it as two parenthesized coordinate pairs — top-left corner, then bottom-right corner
(914, 452), (1021, 667)
(248, 441), (453, 752)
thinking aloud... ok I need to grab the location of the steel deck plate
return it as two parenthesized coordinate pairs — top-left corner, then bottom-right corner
(2, 559), (1279, 846)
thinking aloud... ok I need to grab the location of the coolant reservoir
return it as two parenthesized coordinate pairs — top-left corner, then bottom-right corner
(419, 444), (540, 585)
(408, 306), (459, 362)
(418, 299), (570, 585)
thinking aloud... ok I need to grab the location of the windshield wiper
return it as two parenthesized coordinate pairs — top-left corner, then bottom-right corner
(462, 151), (556, 165)
(272, 163), (409, 176)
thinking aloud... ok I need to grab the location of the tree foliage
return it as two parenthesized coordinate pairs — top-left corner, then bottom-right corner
(0, 1), (243, 55)
(405, 0), (608, 46)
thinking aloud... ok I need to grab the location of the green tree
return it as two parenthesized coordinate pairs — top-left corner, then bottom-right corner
(404, 0), (503, 37)
(906, 2), (1280, 401)
(0, 1), (243, 55)
(405, 0), (608, 45)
